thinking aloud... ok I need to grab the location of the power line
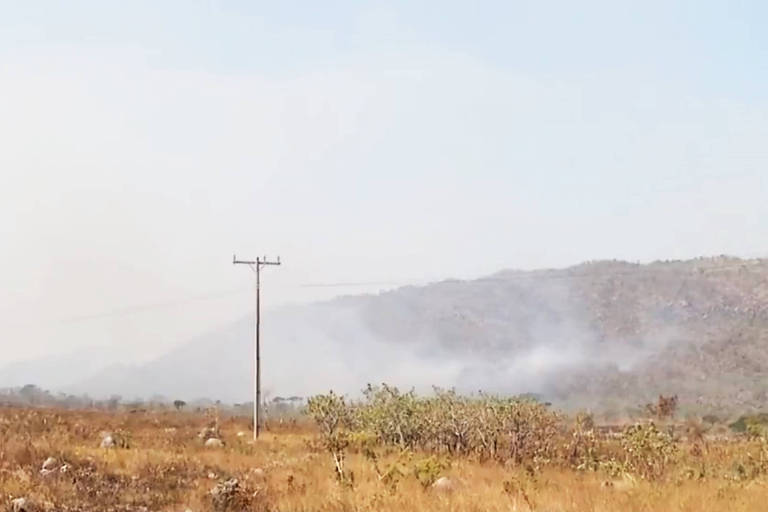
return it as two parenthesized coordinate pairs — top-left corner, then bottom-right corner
(1, 287), (252, 329)
(299, 280), (428, 288)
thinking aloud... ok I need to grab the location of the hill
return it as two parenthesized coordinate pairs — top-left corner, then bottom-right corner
(6, 256), (768, 414)
(346, 255), (768, 414)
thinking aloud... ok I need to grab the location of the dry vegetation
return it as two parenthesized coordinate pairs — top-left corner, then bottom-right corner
(4, 390), (768, 512)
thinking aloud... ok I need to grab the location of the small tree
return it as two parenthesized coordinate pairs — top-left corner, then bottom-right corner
(107, 395), (122, 411)
(173, 400), (187, 411)
(307, 391), (352, 484)
(19, 384), (41, 405)
(645, 395), (678, 420)
(621, 422), (678, 480)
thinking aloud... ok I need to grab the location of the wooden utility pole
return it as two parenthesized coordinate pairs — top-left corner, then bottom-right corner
(233, 254), (281, 440)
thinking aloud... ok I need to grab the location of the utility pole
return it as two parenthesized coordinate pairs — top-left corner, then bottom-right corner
(233, 254), (281, 440)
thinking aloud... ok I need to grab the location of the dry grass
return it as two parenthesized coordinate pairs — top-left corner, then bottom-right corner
(2, 407), (768, 511)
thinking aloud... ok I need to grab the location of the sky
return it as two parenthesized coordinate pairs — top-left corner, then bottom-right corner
(1, 1), (767, 364)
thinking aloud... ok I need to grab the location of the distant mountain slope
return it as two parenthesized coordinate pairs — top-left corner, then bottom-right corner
(0, 346), (117, 391)
(12, 256), (768, 413)
(65, 318), (253, 401)
(348, 256), (768, 412)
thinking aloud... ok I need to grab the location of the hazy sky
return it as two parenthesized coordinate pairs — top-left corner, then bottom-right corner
(1, 1), (767, 364)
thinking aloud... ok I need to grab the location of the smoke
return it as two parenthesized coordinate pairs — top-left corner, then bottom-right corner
(258, 275), (682, 401)
(261, 303), (467, 398)
(1, 265), (693, 405)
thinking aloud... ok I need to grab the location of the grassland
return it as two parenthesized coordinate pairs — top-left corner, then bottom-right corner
(4, 405), (768, 511)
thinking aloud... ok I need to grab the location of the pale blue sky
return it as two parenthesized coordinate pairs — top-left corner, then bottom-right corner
(1, 1), (766, 362)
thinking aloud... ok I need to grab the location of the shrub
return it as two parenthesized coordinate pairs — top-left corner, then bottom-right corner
(645, 395), (678, 420)
(729, 413), (768, 434)
(307, 392), (353, 484)
(308, 385), (561, 468)
(564, 412), (602, 471)
(412, 455), (448, 489)
(621, 422), (678, 480)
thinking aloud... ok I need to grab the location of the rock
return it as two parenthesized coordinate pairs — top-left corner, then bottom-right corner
(11, 497), (30, 512)
(99, 431), (129, 449)
(431, 476), (454, 493)
(208, 472), (217, 479)
(59, 464), (70, 474)
(40, 457), (62, 477)
(205, 438), (224, 448)
(236, 431), (246, 438)
(251, 468), (266, 480)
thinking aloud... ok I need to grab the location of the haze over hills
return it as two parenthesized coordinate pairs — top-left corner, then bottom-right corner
(4, 256), (768, 414)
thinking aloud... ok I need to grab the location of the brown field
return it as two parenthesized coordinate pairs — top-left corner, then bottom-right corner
(2, 407), (768, 512)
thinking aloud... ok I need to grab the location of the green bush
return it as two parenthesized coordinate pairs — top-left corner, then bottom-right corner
(621, 422), (678, 480)
(729, 413), (768, 434)
(308, 385), (561, 468)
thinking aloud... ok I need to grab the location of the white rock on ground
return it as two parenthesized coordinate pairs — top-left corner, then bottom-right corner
(11, 497), (29, 512)
(205, 438), (224, 448)
(251, 468), (266, 480)
(100, 434), (116, 449)
(431, 477), (455, 493)
(42, 457), (57, 471)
